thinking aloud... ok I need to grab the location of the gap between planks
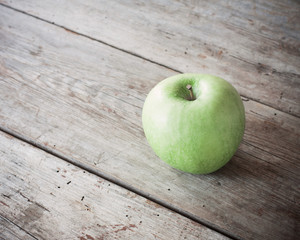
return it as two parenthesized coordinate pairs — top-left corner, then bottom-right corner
(0, 126), (239, 240)
(0, 215), (38, 240)
(0, 3), (180, 75)
(0, 2), (298, 119)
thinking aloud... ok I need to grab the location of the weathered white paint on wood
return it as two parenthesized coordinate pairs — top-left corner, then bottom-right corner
(0, 132), (229, 240)
(0, 5), (299, 240)
(1, 0), (299, 116)
(0, 215), (36, 240)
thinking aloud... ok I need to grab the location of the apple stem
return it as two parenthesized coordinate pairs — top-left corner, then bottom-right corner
(186, 84), (195, 100)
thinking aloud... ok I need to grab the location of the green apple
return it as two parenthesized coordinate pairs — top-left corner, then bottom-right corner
(142, 73), (245, 174)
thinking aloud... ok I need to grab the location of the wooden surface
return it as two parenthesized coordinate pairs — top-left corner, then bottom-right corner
(0, 131), (228, 240)
(2, 0), (299, 116)
(0, 1), (299, 240)
(0, 216), (36, 240)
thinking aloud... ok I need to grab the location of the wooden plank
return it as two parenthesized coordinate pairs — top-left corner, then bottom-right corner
(0, 5), (299, 240)
(0, 131), (230, 240)
(0, 0), (299, 116)
(0, 215), (37, 240)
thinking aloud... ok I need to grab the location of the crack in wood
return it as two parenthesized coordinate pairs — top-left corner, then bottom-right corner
(18, 191), (50, 212)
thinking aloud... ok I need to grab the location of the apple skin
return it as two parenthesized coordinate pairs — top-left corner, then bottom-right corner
(142, 73), (245, 174)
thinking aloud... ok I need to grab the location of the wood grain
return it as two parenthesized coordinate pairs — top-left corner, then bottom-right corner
(1, 0), (299, 116)
(0, 215), (37, 240)
(0, 4), (299, 240)
(0, 131), (229, 240)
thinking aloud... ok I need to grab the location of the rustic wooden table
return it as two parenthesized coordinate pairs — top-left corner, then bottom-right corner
(0, 1), (299, 239)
